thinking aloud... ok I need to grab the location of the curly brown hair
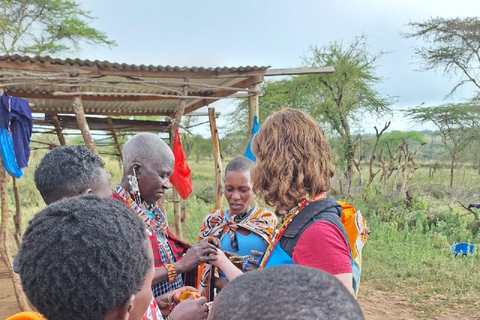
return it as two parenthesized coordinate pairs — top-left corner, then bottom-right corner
(251, 108), (334, 213)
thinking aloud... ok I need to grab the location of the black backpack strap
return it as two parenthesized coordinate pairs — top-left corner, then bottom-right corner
(280, 198), (349, 257)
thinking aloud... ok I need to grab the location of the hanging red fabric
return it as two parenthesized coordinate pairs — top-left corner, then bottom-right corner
(170, 128), (193, 200)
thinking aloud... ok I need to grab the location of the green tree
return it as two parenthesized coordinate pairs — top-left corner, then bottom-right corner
(230, 36), (393, 187)
(0, 0), (116, 55)
(405, 17), (480, 100)
(405, 103), (480, 187)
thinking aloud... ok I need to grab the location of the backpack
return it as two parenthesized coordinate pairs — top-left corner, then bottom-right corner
(281, 198), (369, 297)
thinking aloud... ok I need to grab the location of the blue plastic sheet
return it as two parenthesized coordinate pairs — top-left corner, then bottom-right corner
(0, 127), (23, 178)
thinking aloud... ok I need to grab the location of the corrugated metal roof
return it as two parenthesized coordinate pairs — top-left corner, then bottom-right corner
(0, 55), (267, 116)
(0, 54), (269, 74)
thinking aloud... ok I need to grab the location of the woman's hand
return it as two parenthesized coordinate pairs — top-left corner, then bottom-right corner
(169, 297), (209, 320)
(204, 236), (221, 249)
(156, 286), (198, 316)
(224, 251), (247, 271)
(175, 242), (218, 273)
(210, 250), (243, 281)
(245, 250), (263, 272)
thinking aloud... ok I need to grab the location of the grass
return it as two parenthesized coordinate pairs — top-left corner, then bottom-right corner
(3, 153), (480, 317)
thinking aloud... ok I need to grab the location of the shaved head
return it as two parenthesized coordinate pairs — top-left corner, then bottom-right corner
(123, 133), (173, 172)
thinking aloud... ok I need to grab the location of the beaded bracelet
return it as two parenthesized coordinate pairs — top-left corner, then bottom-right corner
(164, 263), (178, 283)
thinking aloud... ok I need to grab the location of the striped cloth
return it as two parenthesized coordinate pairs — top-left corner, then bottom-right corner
(198, 207), (277, 300)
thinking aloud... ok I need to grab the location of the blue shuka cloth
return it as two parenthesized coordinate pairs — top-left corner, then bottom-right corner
(0, 94), (33, 169)
(244, 115), (260, 162)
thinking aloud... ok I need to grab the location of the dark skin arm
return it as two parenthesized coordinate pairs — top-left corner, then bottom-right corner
(152, 241), (219, 286)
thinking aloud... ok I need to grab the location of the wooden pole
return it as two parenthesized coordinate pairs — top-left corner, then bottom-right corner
(0, 162), (30, 311)
(107, 117), (123, 167)
(248, 84), (260, 131)
(12, 177), (22, 249)
(169, 127), (182, 241)
(71, 81), (98, 155)
(209, 108), (223, 210)
(50, 114), (66, 146)
(169, 79), (189, 240)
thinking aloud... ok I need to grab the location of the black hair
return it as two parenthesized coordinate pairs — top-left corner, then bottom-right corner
(225, 156), (255, 176)
(210, 265), (365, 320)
(17, 195), (151, 320)
(34, 146), (105, 204)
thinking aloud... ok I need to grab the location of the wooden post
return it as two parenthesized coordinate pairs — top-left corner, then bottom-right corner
(12, 177), (22, 249)
(50, 114), (66, 146)
(169, 79), (189, 240)
(107, 117), (123, 166)
(248, 84), (260, 131)
(0, 162), (30, 311)
(71, 81), (98, 155)
(209, 108), (223, 210)
(169, 127), (182, 241)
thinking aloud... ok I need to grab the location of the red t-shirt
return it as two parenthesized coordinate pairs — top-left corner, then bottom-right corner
(292, 221), (352, 275)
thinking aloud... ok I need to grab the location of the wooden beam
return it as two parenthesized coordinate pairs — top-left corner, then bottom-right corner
(184, 75), (264, 116)
(50, 113), (66, 146)
(12, 177), (22, 248)
(265, 66), (335, 76)
(248, 84), (260, 131)
(0, 162), (30, 311)
(169, 79), (189, 240)
(209, 108), (223, 210)
(107, 117), (123, 165)
(184, 111), (221, 117)
(52, 91), (239, 101)
(71, 88), (98, 155)
(39, 115), (171, 133)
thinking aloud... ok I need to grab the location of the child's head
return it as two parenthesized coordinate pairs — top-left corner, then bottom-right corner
(34, 146), (112, 204)
(17, 195), (153, 320)
(209, 265), (365, 320)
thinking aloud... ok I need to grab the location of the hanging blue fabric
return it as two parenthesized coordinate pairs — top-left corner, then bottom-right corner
(244, 115), (260, 162)
(0, 94), (33, 169)
(0, 127), (23, 178)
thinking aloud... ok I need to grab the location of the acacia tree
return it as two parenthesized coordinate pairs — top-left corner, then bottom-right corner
(405, 17), (480, 100)
(230, 36), (393, 190)
(405, 103), (480, 187)
(0, 0), (116, 55)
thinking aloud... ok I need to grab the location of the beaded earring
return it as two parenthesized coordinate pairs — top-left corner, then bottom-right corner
(127, 167), (142, 204)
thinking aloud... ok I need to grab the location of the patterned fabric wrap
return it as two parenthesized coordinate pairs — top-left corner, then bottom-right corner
(113, 186), (184, 297)
(197, 207), (277, 300)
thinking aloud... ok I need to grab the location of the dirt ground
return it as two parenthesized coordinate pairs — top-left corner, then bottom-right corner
(0, 262), (478, 319)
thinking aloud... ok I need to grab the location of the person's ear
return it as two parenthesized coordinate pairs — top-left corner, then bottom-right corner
(117, 295), (135, 320)
(132, 163), (142, 177)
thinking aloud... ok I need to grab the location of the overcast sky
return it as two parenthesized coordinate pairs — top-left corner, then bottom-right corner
(72, 0), (480, 135)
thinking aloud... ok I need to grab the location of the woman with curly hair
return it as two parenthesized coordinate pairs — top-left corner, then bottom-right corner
(250, 108), (353, 292)
(210, 108), (352, 293)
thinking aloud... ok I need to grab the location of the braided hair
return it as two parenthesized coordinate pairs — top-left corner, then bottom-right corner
(17, 195), (151, 320)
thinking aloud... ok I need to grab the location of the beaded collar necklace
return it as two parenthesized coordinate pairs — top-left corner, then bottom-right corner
(258, 192), (326, 269)
(115, 185), (168, 235)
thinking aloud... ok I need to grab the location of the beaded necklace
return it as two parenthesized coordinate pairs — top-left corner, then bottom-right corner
(115, 186), (168, 235)
(258, 192), (326, 269)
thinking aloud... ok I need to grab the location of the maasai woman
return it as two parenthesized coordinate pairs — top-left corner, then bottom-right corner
(198, 157), (277, 300)
(114, 132), (218, 305)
